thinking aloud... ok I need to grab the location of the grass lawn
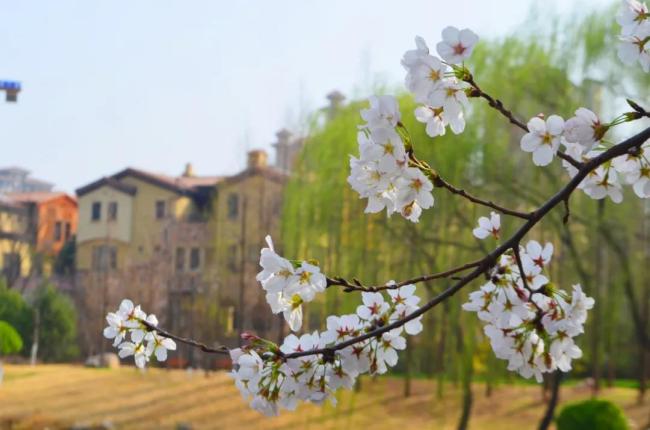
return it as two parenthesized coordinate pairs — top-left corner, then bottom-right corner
(0, 364), (647, 429)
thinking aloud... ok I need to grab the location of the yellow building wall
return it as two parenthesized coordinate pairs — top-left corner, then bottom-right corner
(118, 177), (199, 266)
(0, 207), (32, 277)
(212, 174), (284, 306)
(77, 187), (133, 244)
(76, 238), (130, 271)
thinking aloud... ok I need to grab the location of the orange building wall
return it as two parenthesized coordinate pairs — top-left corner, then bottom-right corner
(36, 196), (78, 255)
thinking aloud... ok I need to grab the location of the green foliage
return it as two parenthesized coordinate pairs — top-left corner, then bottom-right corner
(281, 3), (650, 384)
(0, 282), (32, 354)
(0, 320), (23, 356)
(32, 284), (79, 362)
(556, 399), (629, 430)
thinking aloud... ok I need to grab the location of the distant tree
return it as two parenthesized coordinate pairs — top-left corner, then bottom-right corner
(0, 320), (23, 355)
(32, 284), (79, 362)
(0, 281), (32, 354)
(0, 320), (23, 384)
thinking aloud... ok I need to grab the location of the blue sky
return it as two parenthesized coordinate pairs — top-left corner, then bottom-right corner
(0, 0), (612, 192)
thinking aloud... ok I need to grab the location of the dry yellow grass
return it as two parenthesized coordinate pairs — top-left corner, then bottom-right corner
(0, 364), (647, 430)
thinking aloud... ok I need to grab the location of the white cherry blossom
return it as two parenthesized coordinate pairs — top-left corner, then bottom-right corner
(617, 21), (650, 72)
(563, 108), (607, 150)
(436, 26), (479, 64)
(520, 115), (565, 166)
(617, 0), (649, 36)
(360, 95), (401, 130)
(472, 212), (501, 240)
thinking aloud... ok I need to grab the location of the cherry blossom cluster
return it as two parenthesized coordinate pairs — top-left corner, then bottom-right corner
(402, 27), (478, 138)
(348, 95), (435, 222)
(347, 27), (482, 223)
(462, 241), (594, 381)
(230, 284), (423, 416)
(103, 299), (176, 368)
(257, 235), (326, 331)
(518, 106), (650, 202)
(617, 0), (650, 72)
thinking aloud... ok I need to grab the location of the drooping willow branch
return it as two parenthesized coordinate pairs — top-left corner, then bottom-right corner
(281, 124), (650, 360)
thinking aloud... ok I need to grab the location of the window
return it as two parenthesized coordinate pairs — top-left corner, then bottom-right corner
(54, 221), (62, 241)
(92, 245), (117, 271)
(91, 202), (101, 221)
(108, 201), (118, 221)
(227, 193), (239, 219)
(190, 247), (200, 270)
(175, 247), (185, 272)
(155, 200), (166, 219)
(64, 222), (71, 240)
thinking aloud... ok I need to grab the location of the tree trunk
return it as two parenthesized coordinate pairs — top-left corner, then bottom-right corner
(30, 308), (40, 366)
(538, 372), (562, 430)
(456, 324), (473, 430)
(591, 200), (605, 396)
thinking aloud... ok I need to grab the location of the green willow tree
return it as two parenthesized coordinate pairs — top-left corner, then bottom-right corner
(281, 3), (650, 426)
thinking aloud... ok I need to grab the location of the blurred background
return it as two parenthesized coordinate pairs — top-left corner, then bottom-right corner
(0, 1), (649, 429)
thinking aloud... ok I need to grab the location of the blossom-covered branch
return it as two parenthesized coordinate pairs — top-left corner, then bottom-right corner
(463, 73), (584, 169)
(140, 318), (229, 355)
(102, 1), (650, 417)
(282, 123), (650, 362)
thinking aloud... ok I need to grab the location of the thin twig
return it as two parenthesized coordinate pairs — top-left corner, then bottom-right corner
(433, 175), (532, 220)
(407, 152), (532, 220)
(512, 244), (544, 314)
(512, 244), (533, 293)
(562, 197), (571, 224)
(326, 259), (484, 292)
(465, 74), (583, 170)
(141, 319), (230, 355)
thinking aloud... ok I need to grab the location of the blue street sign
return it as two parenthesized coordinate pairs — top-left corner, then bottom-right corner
(0, 80), (21, 91)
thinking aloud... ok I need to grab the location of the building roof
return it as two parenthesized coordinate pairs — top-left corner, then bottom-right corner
(7, 191), (76, 204)
(112, 168), (223, 195)
(76, 177), (138, 197)
(76, 167), (223, 199)
(0, 195), (28, 214)
(222, 165), (288, 186)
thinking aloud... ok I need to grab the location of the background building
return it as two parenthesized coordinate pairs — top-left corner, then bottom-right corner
(211, 149), (287, 345)
(0, 167), (54, 194)
(7, 192), (77, 276)
(0, 195), (31, 285)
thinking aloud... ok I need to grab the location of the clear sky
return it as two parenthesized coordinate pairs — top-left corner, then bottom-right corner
(0, 0), (612, 193)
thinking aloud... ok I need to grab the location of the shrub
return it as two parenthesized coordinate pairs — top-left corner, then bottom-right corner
(0, 320), (23, 356)
(556, 399), (628, 430)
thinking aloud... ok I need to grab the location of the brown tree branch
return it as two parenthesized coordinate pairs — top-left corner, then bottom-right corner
(281, 125), (650, 360)
(145, 125), (650, 360)
(464, 74), (583, 170)
(141, 319), (230, 355)
(407, 151), (532, 220)
(326, 259), (483, 292)
(433, 175), (533, 220)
